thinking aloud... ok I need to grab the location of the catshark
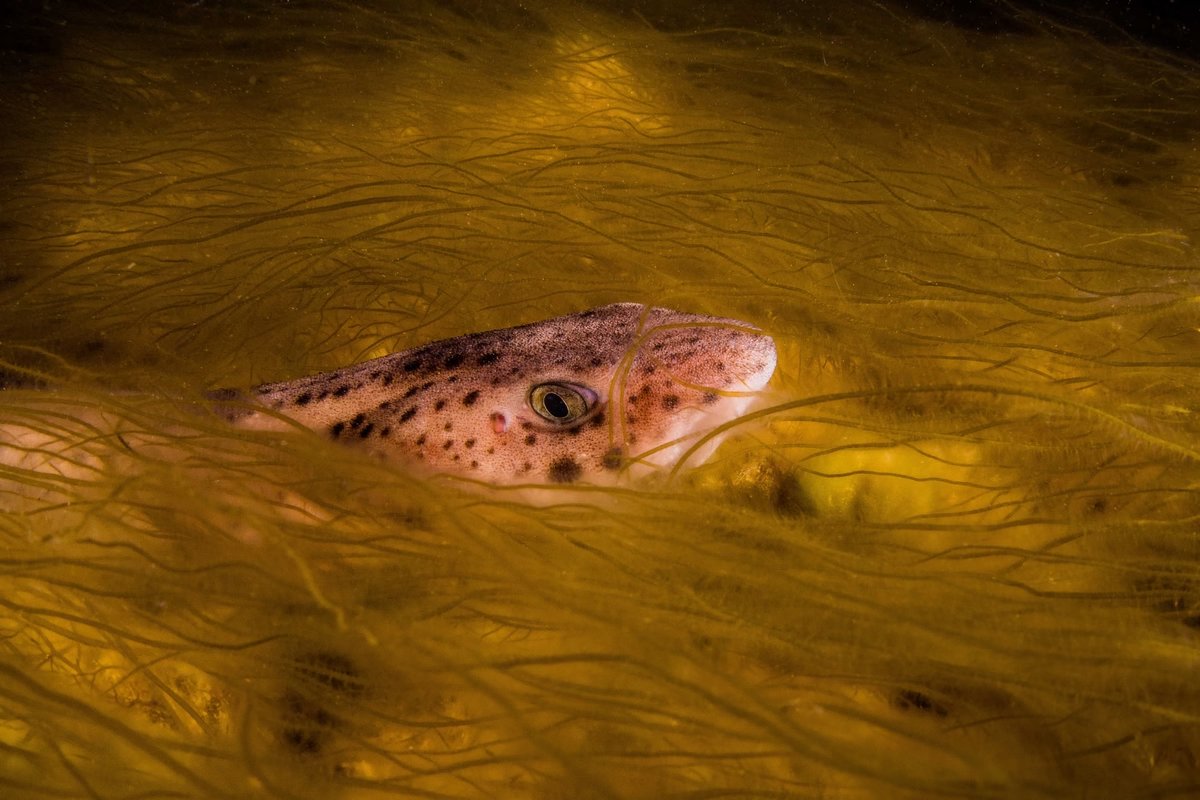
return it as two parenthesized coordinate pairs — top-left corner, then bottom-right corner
(214, 303), (777, 485)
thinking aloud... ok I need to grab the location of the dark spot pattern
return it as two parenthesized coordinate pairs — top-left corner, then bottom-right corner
(463, 390), (480, 406)
(208, 388), (242, 401)
(703, 392), (719, 405)
(330, 422), (345, 438)
(403, 359), (422, 372)
(478, 352), (499, 365)
(894, 690), (949, 717)
(351, 413), (365, 429)
(295, 392), (313, 406)
(444, 353), (465, 369)
(280, 690), (333, 755)
(548, 456), (583, 484)
(279, 651), (363, 756)
(359, 423), (374, 438)
(525, 433), (538, 446)
(662, 394), (679, 410)
(399, 407), (417, 423)
(435, 399), (446, 411)
(333, 385), (350, 398)
(295, 651), (362, 694)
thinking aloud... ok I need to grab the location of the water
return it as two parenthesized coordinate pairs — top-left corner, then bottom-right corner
(1, 1), (1198, 797)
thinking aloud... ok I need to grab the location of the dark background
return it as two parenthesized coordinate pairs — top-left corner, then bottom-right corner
(903, 0), (1196, 59)
(2, 1), (1198, 61)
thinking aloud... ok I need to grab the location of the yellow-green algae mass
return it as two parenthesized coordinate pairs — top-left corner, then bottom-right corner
(1, 1), (1198, 798)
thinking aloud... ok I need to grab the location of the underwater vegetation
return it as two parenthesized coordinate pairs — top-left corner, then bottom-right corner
(0, 0), (1198, 797)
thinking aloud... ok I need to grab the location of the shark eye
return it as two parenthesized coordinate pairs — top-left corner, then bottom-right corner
(529, 382), (596, 426)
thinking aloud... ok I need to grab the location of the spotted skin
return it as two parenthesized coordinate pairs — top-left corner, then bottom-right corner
(216, 304), (776, 485)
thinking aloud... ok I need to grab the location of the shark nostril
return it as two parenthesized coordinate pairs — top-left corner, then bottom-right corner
(490, 412), (508, 434)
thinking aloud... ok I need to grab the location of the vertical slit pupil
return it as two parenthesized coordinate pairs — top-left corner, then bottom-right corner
(544, 393), (569, 418)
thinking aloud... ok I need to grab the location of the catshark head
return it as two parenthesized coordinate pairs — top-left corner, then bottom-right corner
(229, 303), (777, 486)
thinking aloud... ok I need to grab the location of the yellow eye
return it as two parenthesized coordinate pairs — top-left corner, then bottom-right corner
(529, 382), (596, 426)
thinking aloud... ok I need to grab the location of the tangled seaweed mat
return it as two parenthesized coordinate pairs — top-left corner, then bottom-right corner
(1, 0), (1198, 797)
